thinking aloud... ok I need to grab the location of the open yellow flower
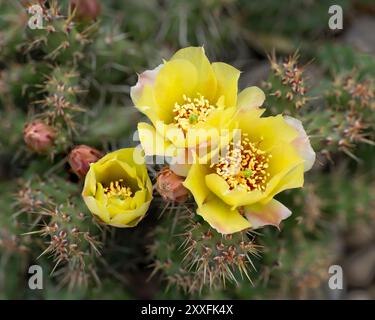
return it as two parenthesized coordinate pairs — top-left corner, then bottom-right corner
(82, 148), (153, 228)
(131, 46), (265, 175)
(183, 108), (315, 234)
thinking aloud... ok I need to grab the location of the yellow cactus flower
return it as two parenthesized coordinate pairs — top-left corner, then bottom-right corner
(131, 46), (265, 175)
(183, 109), (316, 234)
(82, 148), (153, 228)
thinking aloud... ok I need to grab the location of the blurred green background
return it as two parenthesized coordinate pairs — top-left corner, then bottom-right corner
(0, 0), (374, 299)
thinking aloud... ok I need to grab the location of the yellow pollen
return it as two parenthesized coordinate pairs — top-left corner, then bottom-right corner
(212, 134), (271, 192)
(103, 179), (133, 199)
(173, 94), (216, 131)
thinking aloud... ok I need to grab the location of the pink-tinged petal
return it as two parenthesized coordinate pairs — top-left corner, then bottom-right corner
(284, 116), (316, 172)
(130, 64), (163, 104)
(167, 147), (195, 177)
(169, 163), (191, 177)
(244, 199), (291, 229)
(167, 142), (213, 177)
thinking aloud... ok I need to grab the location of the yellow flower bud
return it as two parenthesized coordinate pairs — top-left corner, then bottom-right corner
(82, 148), (153, 228)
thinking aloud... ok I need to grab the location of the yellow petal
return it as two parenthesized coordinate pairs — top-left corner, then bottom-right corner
(205, 173), (266, 207)
(137, 122), (174, 157)
(212, 62), (240, 107)
(82, 164), (97, 196)
(107, 197), (132, 217)
(95, 182), (106, 205)
(105, 188), (151, 226)
(108, 201), (151, 228)
(165, 123), (187, 148)
(237, 86), (266, 112)
(171, 47), (217, 101)
(132, 188), (147, 207)
(83, 195), (110, 223)
(92, 159), (128, 186)
(238, 114), (299, 151)
(267, 143), (303, 176)
(197, 195), (251, 234)
(183, 164), (211, 207)
(244, 199), (291, 229)
(184, 106), (237, 163)
(260, 161), (304, 205)
(133, 84), (160, 124)
(130, 64), (163, 104)
(154, 59), (198, 121)
(205, 143), (304, 208)
(205, 105), (237, 128)
(284, 116), (316, 172)
(110, 148), (148, 180)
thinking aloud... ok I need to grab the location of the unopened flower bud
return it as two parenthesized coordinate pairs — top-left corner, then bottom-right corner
(24, 121), (56, 153)
(68, 145), (102, 178)
(70, 0), (101, 21)
(20, 0), (45, 8)
(156, 167), (189, 203)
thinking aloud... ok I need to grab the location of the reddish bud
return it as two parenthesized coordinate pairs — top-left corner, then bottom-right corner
(20, 0), (46, 8)
(156, 167), (189, 203)
(70, 0), (101, 21)
(68, 145), (102, 178)
(24, 120), (56, 153)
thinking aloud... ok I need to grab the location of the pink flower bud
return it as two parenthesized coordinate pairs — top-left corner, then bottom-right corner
(70, 0), (101, 21)
(156, 167), (189, 203)
(68, 145), (102, 179)
(24, 121), (56, 153)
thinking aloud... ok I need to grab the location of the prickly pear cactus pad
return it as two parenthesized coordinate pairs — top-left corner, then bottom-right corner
(0, 0), (374, 300)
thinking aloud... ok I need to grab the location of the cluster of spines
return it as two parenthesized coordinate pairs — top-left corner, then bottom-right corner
(303, 109), (373, 160)
(180, 219), (260, 289)
(20, 1), (98, 156)
(33, 204), (101, 289)
(336, 74), (375, 109)
(305, 69), (374, 159)
(148, 211), (260, 294)
(329, 71), (374, 135)
(24, 1), (98, 65)
(263, 51), (310, 111)
(15, 175), (102, 289)
(34, 66), (85, 135)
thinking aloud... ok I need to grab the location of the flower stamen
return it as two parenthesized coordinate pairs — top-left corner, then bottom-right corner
(173, 94), (216, 131)
(212, 134), (272, 192)
(103, 179), (132, 200)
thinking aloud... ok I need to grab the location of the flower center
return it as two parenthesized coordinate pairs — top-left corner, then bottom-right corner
(103, 179), (133, 200)
(212, 134), (271, 192)
(173, 94), (216, 131)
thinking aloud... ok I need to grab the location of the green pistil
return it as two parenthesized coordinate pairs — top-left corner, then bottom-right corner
(243, 169), (253, 178)
(189, 113), (198, 124)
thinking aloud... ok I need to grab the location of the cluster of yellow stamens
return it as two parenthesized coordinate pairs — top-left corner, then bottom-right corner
(103, 179), (133, 200)
(212, 133), (272, 192)
(173, 94), (216, 131)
